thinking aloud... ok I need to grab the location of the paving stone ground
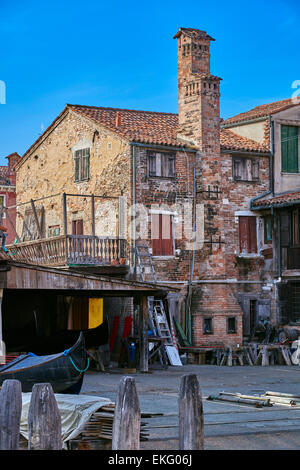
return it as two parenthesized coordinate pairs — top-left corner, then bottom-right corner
(80, 363), (300, 450)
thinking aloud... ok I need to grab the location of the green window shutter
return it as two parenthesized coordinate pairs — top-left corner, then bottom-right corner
(281, 125), (299, 173)
(74, 150), (81, 181)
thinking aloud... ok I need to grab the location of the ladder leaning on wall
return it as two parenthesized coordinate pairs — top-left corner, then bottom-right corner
(135, 244), (182, 366)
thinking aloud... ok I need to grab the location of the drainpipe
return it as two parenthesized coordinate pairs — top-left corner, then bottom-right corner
(131, 144), (137, 277)
(250, 116), (274, 210)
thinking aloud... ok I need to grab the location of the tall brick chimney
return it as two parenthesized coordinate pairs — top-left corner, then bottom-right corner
(173, 27), (221, 152)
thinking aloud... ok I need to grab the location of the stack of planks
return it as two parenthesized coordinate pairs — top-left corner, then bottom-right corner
(68, 403), (151, 450)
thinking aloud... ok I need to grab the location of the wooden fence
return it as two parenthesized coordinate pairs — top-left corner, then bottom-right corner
(0, 374), (203, 450)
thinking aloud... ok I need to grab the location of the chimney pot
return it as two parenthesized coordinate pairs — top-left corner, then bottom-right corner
(115, 111), (122, 127)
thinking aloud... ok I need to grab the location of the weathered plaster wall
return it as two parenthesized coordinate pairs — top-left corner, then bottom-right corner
(16, 110), (131, 238)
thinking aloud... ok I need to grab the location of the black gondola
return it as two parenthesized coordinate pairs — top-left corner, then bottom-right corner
(0, 332), (89, 393)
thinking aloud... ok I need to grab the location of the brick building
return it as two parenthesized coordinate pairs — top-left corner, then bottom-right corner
(0, 152), (21, 244)
(12, 27), (280, 348)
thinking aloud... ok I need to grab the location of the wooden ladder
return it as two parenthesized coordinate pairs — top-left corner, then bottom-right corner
(135, 244), (157, 283)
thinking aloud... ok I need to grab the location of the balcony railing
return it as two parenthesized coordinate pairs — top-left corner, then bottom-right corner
(1, 235), (128, 268)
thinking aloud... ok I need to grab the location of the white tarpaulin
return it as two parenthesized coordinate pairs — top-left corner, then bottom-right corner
(20, 393), (113, 445)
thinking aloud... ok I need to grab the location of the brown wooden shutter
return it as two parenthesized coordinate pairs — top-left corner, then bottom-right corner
(151, 214), (173, 255)
(72, 219), (84, 235)
(233, 158), (242, 180)
(161, 215), (173, 255)
(239, 216), (257, 253)
(252, 159), (259, 181)
(280, 212), (290, 247)
(248, 217), (257, 253)
(151, 213), (161, 255)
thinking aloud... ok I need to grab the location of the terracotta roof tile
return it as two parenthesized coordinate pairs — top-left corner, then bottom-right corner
(68, 104), (181, 147)
(223, 98), (299, 126)
(69, 104), (269, 153)
(220, 128), (269, 153)
(19, 104), (271, 167)
(252, 191), (300, 208)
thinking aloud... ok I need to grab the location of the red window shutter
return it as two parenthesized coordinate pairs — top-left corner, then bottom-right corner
(239, 216), (257, 253)
(151, 214), (173, 256)
(248, 217), (257, 253)
(72, 219), (84, 235)
(151, 213), (162, 255)
(161, 215), (173, 256)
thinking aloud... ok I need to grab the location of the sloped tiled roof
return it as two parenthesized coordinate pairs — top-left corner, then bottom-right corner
(223, 98), (300, 126)
(220, 128), (269, 153)
(252, 191), (300, 208)
(68, 104), (181, 147)
(69, 104), (269, 153)
(19, 104), (271, 168)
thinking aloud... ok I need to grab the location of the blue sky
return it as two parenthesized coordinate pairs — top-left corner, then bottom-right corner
(0, 0), (299, 164)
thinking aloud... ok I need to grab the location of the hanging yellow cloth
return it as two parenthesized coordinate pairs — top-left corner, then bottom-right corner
(88, 298), (103, 329)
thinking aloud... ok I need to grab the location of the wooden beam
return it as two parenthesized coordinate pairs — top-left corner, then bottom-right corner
(91, 195), (95, 237)
(4, 208), (21, 243)
(62, 193), (68, 236)
(139, 295), (149, 373)
(30, 199), (43, 239)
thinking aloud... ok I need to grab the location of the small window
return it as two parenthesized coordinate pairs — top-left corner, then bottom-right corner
(0, 196), (5, 218)
(203, 318), (213, 335)
(233, 157), (260, 182)
(74, 148), (90, 182)
(148, 152), (175, 178)
(48, 225), (60, 237)
(227, 317), (237, 334)
(264, 216), (273, 243)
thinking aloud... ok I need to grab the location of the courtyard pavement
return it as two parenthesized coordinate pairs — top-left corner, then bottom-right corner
(80, 363), (300, 450)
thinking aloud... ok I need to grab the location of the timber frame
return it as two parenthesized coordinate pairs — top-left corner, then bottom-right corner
(0, 260), (179, 372)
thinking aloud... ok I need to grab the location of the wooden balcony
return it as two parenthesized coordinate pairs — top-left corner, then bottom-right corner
(1, 235), (129, 272)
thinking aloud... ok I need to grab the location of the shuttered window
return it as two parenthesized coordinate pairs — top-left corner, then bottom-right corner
(233, 157), (260, 182)
(148, 152), (175, 178)
(281, 125), (299, 173)
(74, 148), (90, 181)
(151, 213), (173, 256)
(239, 216), (257, 254)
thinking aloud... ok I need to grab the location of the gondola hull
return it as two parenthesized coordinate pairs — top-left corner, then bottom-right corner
(0, 332), (88, 393)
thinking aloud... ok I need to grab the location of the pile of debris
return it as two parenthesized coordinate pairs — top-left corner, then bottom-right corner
(207, 391), (300, 408)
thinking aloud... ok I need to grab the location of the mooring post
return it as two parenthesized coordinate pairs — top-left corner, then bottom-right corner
(0, 379), (22, 450)
(112, 376), (141, 450)
(178, 373), (204, 450)
(28, 383), (62, 450)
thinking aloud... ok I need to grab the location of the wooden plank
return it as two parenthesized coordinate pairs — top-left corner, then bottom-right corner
(30, 199), (43, 239)
(112, 377), (141, 450)
(28, 383), (62, 450)
(179, 374), (204, 450)
(0, 380), (22, 450)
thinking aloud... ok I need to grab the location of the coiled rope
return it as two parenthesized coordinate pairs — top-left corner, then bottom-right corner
(63, 348), (90, 373)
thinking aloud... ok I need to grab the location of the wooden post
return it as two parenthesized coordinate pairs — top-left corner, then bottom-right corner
(178, 374), (204, 450)
(0, 380), (22, 450)
(112, 376), (141, 450)
(30, 199), (43, 239)
(91, 195), (95, 236)
(139, 295), (148, 373)
(62, 193), (68, 236)
(0, 289), (5, 363)
(28, 383), (62, 450)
